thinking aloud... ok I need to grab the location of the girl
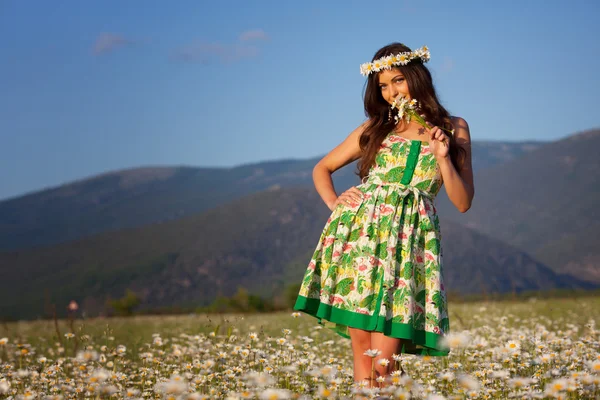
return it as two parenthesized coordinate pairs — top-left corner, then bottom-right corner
(293, 42), (474, 386)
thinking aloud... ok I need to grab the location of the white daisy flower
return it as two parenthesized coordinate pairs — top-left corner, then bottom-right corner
(439, 371), (455, 382)
(439, 331), (471, 350)
(258, 388), (291, 400)
(317, 385), (334, 398)
(491, 370), (510, 379)
(508, 377), (533, 389)
(89, 368), (110, 383)
(426, 394), (446, 400)
(0, 380), (11, 395)
(17, 369), (30, 378)
(545, 378), (568, 396)
(377, 358), (390, 367)
(588, 360), (600, 374)
(393, 388), (411, 399)
(457, 374), (480, 391)
(506, 340), (521, 352)
(364, 349), (381, 358)
(383, 55), (394, 68)
(155, 376), (188, 395)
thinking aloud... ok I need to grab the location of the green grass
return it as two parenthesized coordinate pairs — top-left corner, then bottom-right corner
(1, 296), (599, 399)
(3, 296), (599, 359)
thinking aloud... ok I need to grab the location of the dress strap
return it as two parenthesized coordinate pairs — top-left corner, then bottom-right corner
(400, 140), (421, 185)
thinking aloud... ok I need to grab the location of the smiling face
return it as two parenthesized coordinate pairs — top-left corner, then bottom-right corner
(377, 68), (410, 105)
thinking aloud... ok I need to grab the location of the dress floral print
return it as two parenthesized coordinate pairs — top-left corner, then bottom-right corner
(294, 133), (450, 356)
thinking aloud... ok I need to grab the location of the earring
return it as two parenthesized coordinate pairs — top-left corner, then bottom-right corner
(388, 107), (392, 121)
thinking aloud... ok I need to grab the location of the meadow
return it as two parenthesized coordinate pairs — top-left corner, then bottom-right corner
(1, 296), (599, 399)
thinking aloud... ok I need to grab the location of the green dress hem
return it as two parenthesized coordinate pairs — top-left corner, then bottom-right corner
(294, 295), (450, 356)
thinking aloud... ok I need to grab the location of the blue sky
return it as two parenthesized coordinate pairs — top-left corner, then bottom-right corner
(1, 0), (599, 200)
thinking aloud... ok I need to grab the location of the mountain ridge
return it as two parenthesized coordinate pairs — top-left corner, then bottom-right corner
(1, 185), (593, 321)
(0, 140), (544, 251)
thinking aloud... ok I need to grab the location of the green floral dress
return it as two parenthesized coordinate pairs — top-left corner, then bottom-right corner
(294, 133), (450, 356)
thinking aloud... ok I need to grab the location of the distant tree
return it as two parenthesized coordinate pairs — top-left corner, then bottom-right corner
(109, 289), (141, 316)
(285, 283), (301, 309)
(249, 294), (274, 312)
(230, 287), (250, 312)
(206, 296), (232, 313)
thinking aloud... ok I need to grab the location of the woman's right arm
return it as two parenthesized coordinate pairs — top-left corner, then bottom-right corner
(313, 121), (368, 210)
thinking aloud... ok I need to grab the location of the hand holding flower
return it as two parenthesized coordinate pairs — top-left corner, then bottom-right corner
(390, 95), (453, 159)
(427, 125), (450, 159)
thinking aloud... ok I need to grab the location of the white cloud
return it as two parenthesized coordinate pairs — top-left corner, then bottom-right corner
(93, 33), (133, 56)
(239, 29), (269, 42)
(173, 29), (268, 64)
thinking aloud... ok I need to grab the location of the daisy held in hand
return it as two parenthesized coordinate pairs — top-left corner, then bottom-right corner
(391, 95), (455, 150)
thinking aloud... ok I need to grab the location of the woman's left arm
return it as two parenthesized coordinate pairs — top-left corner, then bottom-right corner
(435, 117), (474, 213)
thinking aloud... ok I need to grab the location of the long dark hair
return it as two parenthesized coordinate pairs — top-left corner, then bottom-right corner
(357, 42), (466, 179)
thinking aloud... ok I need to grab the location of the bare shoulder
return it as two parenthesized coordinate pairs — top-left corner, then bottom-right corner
(450, 116), (473, 176)
(350, 119), (371, 138)
(450, 116), (471, 145)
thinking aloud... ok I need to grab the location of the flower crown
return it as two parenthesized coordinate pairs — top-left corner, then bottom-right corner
(360, 46), (430, 76)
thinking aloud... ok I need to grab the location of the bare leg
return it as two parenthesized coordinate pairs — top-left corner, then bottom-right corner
(370, 332), (405, 387)
(349, 327), (373, 386)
